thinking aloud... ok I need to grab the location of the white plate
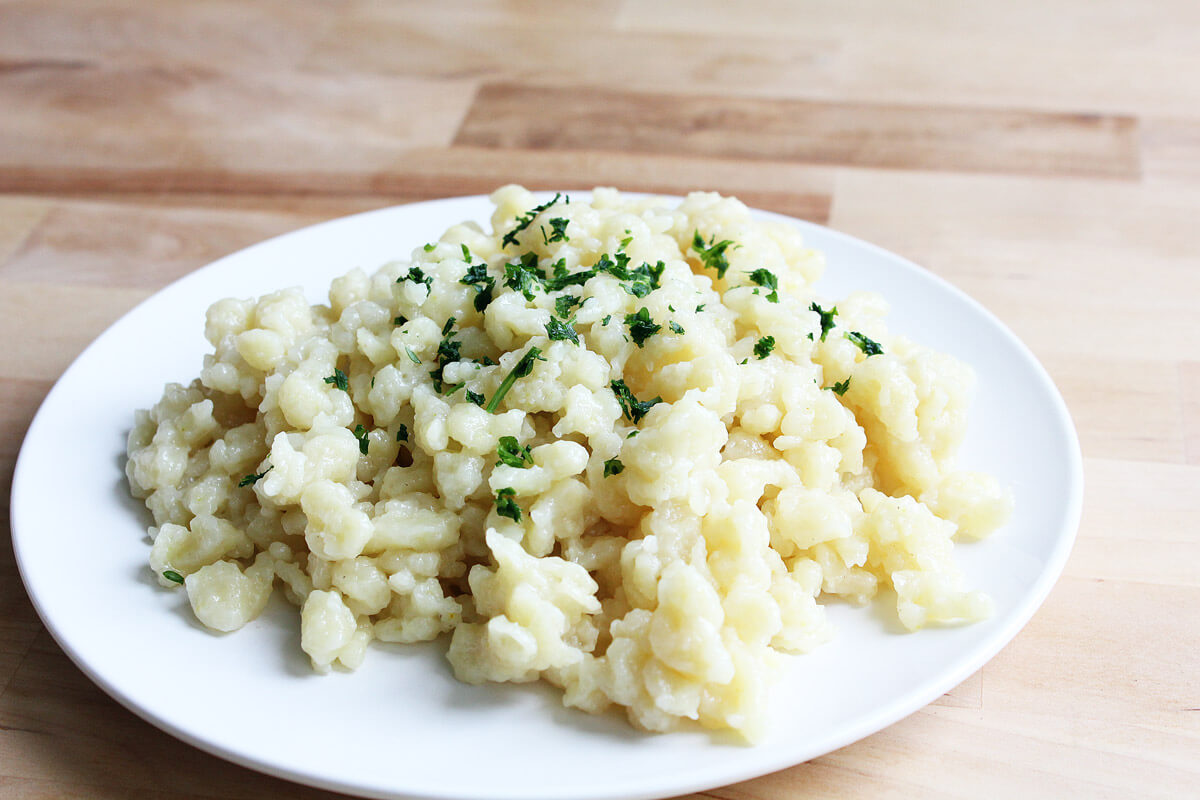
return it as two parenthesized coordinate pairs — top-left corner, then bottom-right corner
(12, 194), (1082, 800)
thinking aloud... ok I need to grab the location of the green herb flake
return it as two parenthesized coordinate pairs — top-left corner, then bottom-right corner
(163, 569), (185, 585)
(829, 378), (851, 396)
(495, 487), (522, 522)
(554, 294), (584, 319)
(397, 265), (433, 290)
(626, 430), (639, 439)
(603, 458), (625, 477)
(754, 336), (776, 360)
(545, 316), (580, 344)
(504, 253), (547, 300)
(496, 436), (534, 469)
(691, 231), (736, 279)
(601, 314), (612, 326)
(624, 307), (662, 347)
(405, 346), (422, 365)
(695, 303), (706, 312)
(466, 389), (486, 407)
(502, 193), (562, 248)
(442, 316), (457, 336)
(238, 466), (272, 488)
(393, 315), (408, 327)
(668, 321), (685, 335)
(353, 424), (370, 455)
(461, 244), (472, 261)
(423, 243), (436, 252)
(396, 424), (409, 442)
(542, 217), (570, 244)
(739, 358), (749, 365)
(610, 379), (663, 423)
(748, 268), (780, 303)
(845, 330), (884, 356)
(810, 302), (838, 342)
(484, 346), (546, 413)
(460, 261), (497, 313)
(323, 367), (349, 392)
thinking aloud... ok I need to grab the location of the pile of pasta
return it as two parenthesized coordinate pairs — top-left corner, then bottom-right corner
(126, 186), (1011, 739)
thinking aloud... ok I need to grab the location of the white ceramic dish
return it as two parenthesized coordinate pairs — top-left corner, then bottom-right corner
(11, 193), (1082, 800)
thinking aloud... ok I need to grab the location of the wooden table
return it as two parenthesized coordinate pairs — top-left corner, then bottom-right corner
(2, 2), (1197, 797)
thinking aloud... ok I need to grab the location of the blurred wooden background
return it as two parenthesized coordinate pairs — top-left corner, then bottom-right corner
(1, 1), (1197, 798)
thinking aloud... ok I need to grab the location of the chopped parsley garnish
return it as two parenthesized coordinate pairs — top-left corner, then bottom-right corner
(754, 336), (776, 360)
(238, 466), (272, 487)
(466, 389), (486, 406)
(829, 378), (851, 396)
(619, 233), (633, 249)
(485, 346), (546, 413)
(611, 379), (662, 423)
(739, 358), (749, 365)
(430, 321), (464, 393)
(668, 321), (685, 335)
(393, 315), (408, 326)
(423, 243), (436, 252)
(554, 294), (584, 319)
(397, 265), (433, 290)
(695, 303), (706, 312)
(504, 252), (546, 300)
(480, 355), (497, 366)
(459, 261), (496, 312)
(810, 302), (838, 341)
(496, 436), (534, 468)
(352, 424), (370, 455)
(405, 346), (422, 365)
(626, 430), (639, 438)
(542, 217), (570, 244)
(691, 231), (736, 279)
(163, 570), (185, 585)
(494, 487), (522, 522)
(592, 253), (664, 298)
(323, 368), (349, 392)
(748, 268), (780, 303)
(601, 314), (612, 326)
(545, 316), (580, 344)
(396, 425), (409, 442)
(845, 331), (884, 356)
(502, 193), (562, 248)
(624, 307), (661, 347)
(603, 458), (625, 477)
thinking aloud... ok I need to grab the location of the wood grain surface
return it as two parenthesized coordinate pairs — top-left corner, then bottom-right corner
(2, 2), (1197, 798)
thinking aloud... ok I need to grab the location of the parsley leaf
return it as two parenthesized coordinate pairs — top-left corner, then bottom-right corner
(610, 379), (662, 423)
(163, 569), (185, 585)
(601, 314), (612, 326)
(485, 346), (546, 413)
(502, 193), (562, 248)
(542, 217), (570, 244)
(754, 336), (776, 360)
(323, 368), (349, 392)
(624, 307), (662, 347)
(545, 316), (580, 344)
(668, 321), (685, 335)
(496, 436), (534, 468)
(495, 487), (522, 522)
(352, 424), (370, 455)
(423, 243), (436, 252)
(429, 321), (463, 393)
(397, 265), (433, 290)
(459, 261), (496, 313)
(810, 302), (838, 341)
(748, 268), (780, 302)
(405, 346), (422, 365)
(555, 294), (584, 319)
(393, 314), (408, 326)
(691, 231), (736, 279)
(603, 458), (625, 477)
(238, 466), (272, 487)
(396, 425), (409, 442)
(504, 252), (546, 300)
(845, 331), (884, 356)
(466, 389), (486, 406)
(695, 303), (706, 312)
(829, 378), (851, 396)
